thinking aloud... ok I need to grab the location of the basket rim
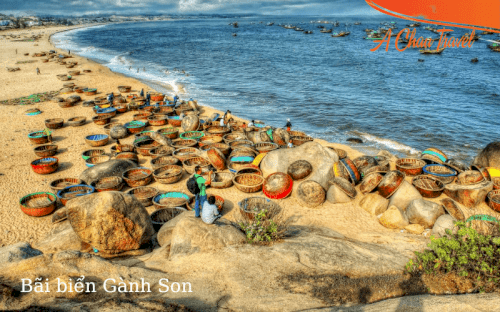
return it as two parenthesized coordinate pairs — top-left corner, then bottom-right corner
(85, 134), (109, 141)
(57, 184), (95, 198)
(127, 186), (159, 198)
(20, 192), (57, 207)
(411, 174), (445, 191)
(423, 164), (457, 177)
(233, 173), (264, 187)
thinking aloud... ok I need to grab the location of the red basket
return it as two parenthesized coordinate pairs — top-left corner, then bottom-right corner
(263, 172), (293, 199)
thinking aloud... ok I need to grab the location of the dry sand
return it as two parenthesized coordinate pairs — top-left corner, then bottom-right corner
(0, 24), (496, 250)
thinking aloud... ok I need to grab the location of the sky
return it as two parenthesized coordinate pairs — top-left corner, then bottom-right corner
(0, 0), (382, 16)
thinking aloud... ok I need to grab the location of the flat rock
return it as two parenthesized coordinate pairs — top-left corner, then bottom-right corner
(359, 193), (389, 216)
(157, 211), (191, 247)
(444, 180), (493, 208)
(0, 242), (42, 265)
(66, 192), (154, 254)
(79, 159), (136, 184)
(260, 141), (338, 190)
(406, 199), (445, 229)
(379, 206), (409, 229)
(388, 181), (422, 211)
(405, 224), (425, 235)
(32, 221), (82, 254)
(170, 214), (246, 258)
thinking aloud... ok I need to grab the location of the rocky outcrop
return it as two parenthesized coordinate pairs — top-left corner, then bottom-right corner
(0, 242), (41, 265)
(472, 141), (500, 168)
(359, 193), (389, 216)
(406, 199), (445, 229)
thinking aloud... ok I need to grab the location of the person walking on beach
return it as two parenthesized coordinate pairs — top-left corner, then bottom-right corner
(285, 118), (292, 132)
(68, 50), (70, 55)
(202, 196), (222, 225)
(140, 89), (144, 97)
(36, 67), (40, 75)
(107, 93), (114, 105)
(191, 166), (212, 218)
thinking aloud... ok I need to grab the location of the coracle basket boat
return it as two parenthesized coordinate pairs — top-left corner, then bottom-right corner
(180, 131), (205, 141)
(395, 158), (426, 176)
(115, 104), (128, 113)
(81, 149), (105, 160)
(207, 147), (227, 170)
(85, 134), (109, 147)
(44, 118), (64, 129)
(134, 139), (160, 156)
(182, 157), (211, 174)
(291, 136), (313, 146)
(422, 164), (457, 184)
(186, 194), (224, 212)
(127, 186), (158, 207)
(49, 178), (85, 193)
(378, 170), (406, 198)
(153, 165), (183, 184)
(353, 156), (378, 174)
(238, 197), (281, 220)
(487, 190), (500, 212)
(211, 172), (234, 189)
(172, 139), (198, 149)
(83, 88), (97, 96)
(421, 147), (448, 164)
(470, 165), (492, 182)
(58, 101), (74, 108)
(19, 192), (57, 217)
(150, 145), (175, 158)
(151, 155), (179, 169)
(201, 143), (231, 156)
(31, 157), (58, 175)
(153, 192), (190, 209)
(263, 172), (293, 199)
(57, 184), (94, 206)
(150, 207), (187, 232)
(173, 147), (201, 162)
(85, 155), (111, 167)
(333, 161), (350, 181)
(67, 116), (86, 127)
(28, 131), (52, 145)
(96, 107), (117, 118)
(92, 115), (111, 126)
(122, 168), (153, 187)
(340, 158), (361, 185)
(233, 173), (264, 193)
(157, 127), (179, 139)
(33, 144), (58, 157)
(167, 116), (182, 127)
(116, 152), (139, 163)
(493, 177), (500, 190)
(329, 177), (357, 198)
(199, 135), (223, 147)
(456, 170), (485, 185)
(148, 115), (168, 127)
(254, 142), (279, 153)
(91, 176), (124, 192)
(207, 126), (231, 137)
(125, 121), (147, 134)
(103, 122), (121, 134)
(359, 172), (383, 194)
(327, 147), (347, 159)
(118, 86), (132, 93)
(230, 140), (253, 148)
(412, 175), (445, 198)
(223, 132), (248, 144)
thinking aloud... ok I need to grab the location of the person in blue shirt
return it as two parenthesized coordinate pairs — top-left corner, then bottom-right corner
(202, 196), (221, 224)
(140, 89), (144, 97)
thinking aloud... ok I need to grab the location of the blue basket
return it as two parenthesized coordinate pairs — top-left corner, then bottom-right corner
(28, 131), (50, 138)
(230, 156), (254, 163)
(57, 184), (95, 201)
(125, 121), (146, 129)
(85, 134), (109, 141)
(32, 157), (57, 165)
(96, 107), (117, 115)
(254, 123), (265, 128)
(168, 116), (180, 120)
(422, 164), (457, 177)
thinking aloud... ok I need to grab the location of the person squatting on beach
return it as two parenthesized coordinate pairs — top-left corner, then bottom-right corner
(192, 166), (212, 218)
(202, 196), (222, 225)
(286, 118), (292, 131)
(288, 139), (294, 148)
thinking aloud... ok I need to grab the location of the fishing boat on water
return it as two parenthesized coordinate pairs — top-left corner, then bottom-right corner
(320, 28), (333, 33)
(304, 31), (313, 34)
(481, 30), (494, 35)
(364, 32), (383, 40)
(283, 25), (295, 29)
(354, 22), (361, 25)
(331, 31), (350, 37)
(488, 43), (500, 52)
(294, 27), (304, 31)
(407, 23), (421, 27)
(419, 47), (445, 54)
(266, 22), (274, 26)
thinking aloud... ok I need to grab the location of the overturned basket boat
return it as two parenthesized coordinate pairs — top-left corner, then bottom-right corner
(20, 192), (57, 217)
(233, 173), (264, 193)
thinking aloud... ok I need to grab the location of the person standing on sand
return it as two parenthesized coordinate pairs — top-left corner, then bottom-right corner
(140, 89), (144, 97)
(68, 50), (70, 55)
(285, 118), (292, 131)
(193, 166), (212, 218)
(202, 196), (221, 225)
(36, 67), (40, 75)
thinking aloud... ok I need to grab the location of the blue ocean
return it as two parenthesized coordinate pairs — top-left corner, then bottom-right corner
(52, 15), (500, 163)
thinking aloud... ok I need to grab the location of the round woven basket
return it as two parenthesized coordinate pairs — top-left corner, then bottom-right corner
(153, 165), (183, 184)
(487, 190), (500, 212)
(133, 112), (152, 122)
(134, 139), (160, 156)
(291, 136), (313, 146)
(493, 177), (500, 190)
(92, 115), (111, 126)
(182, 157), (211, 174)
(470, 165), (492, 182)
(57, 184), (94, 206)
(148, 115), (168, 127)
(456, 170), (485, 185)
(28, 131), (51, 145)
(207, 147), (227, 170)
(172, 139), (198, 149)
(31, 157), (58, 175)
(49, 178), (84, 193)
(421, 147), (448, 164)
(168, 116), (182, 127)
(127, 186), (158, 207)
(378, 170), (406, 198)
(85, 155), (110, 167)
(199, 135), (223, 147)
(353, 156), (378, 174)
(201, 143), (231, 156)
(122, 168), (153, 187)
(396, 158), (426, 176)
(150, 145), (175, 158)
(233, 173), (264, 193)
(465, 215), (500, 237)
(230, 140), (253, 148)
(223, 132), (247, 144)
(180, 131), (205, 141)
(91, 176), (124, 192)
(236, 166), (262, 176)
(211, 172), (234, 189)
(157, 127), (179, 139)
(422, 164), (457, 184)
(85, 134), (109, 147)
(359, 173), (383, 194)
(45, 118), (64, 129)
(118, 86), (132, 93)
(173, 147), (201, 162)
(263, 172), (293, 199)
(153, 192), (190, 209)
(411, 175), (445, 198)
(125, 121), (146, 134)
(115, 104), (128, 113)
(340, 158), (361, 185)
(254, 142), (279, 153)
(116, 152), (139, 163)
(151, 155), (179, 169)
(238, 197), (281, 220)
(67, 116), (86, 127)
(20, 192), (57, 217)
(150, 207), (187, 232)
(207, 126), (231, 137)
(186, 194), (224, 212)
(34, 144), (58, 158)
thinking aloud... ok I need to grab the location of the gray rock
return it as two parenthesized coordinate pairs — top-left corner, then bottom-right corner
(157, 211), (191, 247)
(0, 242), (42, 264)
(79, 159), (136, 184)
(32, 221), (82, 254)
(109, 125), (127, 139)
(260, 141), (338, 190)
(326, 185), (352, 204)
(170, 214), (246, 258)
(406, 199), (445, 229)
(181, 114), (199, 132)
(388, 181), (422, 211)
(432, 215), (458, 238)
(472, 141), (500, 168)
(66, 192), (154, 255)
(359, 193), (389, 216)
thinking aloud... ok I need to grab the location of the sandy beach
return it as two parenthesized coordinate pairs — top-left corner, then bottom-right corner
(0, 24), (497, 251)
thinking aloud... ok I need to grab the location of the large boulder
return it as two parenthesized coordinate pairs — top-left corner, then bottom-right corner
(379, 206), (409, 229)
(32, 221), (82, 254)
(326, 185), (352, 204)
(66, 192), (154, 255)
(109, 125), (127, 139)
(169, 214), (246, 258)
(157, 211), (191, 247)
(432, 214), (458, 238)
(444, 180), (493, 208)
(79, 159), (136, 184)
(406, 199), (445, 229)
(0, 242), (42, 265)
(472, 142), (500, 168)
(260, 141), (338, 190)
(388, 181), (422, 211)
(359, 193), (389, 216)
